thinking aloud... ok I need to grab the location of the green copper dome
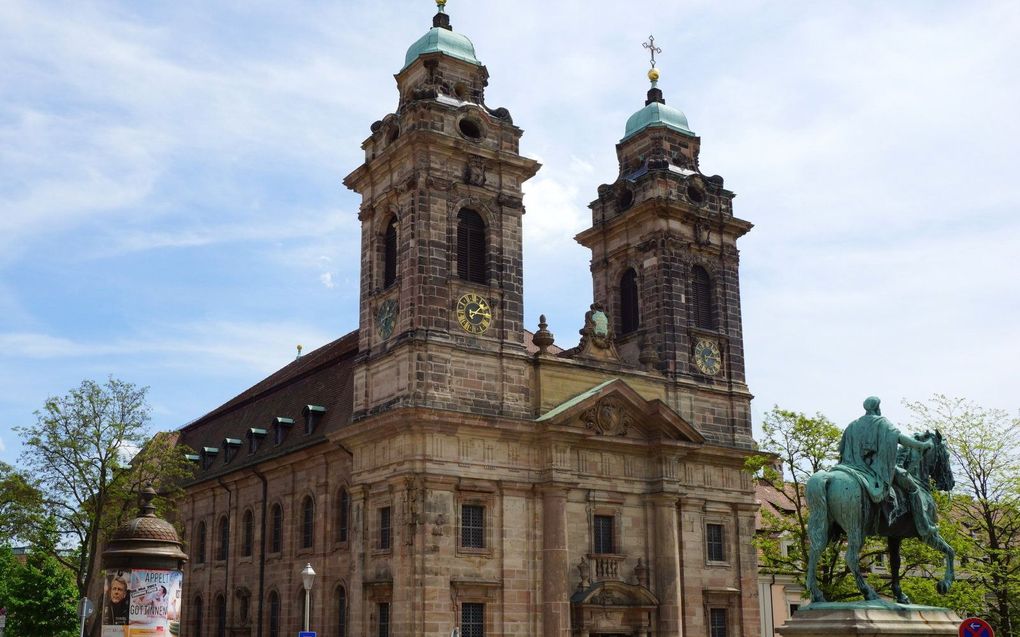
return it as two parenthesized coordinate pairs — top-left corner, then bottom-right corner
(402, 27), (481, 71)
(622, 101), (694, 140)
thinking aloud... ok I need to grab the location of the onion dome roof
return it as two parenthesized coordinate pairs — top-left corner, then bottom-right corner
(402, 27), (480, 71)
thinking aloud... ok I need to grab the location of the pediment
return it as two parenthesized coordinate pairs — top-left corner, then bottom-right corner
(536, 378), (704, 444)
(570, 580), (659, 607)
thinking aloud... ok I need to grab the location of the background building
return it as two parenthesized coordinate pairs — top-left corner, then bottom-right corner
(177, 4), (760, 636)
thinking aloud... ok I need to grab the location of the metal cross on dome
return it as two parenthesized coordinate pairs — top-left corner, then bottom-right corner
(643, 35), (661, 68)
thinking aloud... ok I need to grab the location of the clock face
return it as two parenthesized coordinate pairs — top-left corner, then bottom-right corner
(693, 339), (722, 376)
(376, 299), (398, 340)
(456, 292), (492, 335)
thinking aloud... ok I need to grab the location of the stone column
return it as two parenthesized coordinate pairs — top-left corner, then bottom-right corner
(652, 494), (683, 637)
(541, 485), (570, 637)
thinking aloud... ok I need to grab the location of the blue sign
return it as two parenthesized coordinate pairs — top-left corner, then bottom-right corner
(959, 617), (994, 637)
(298, 632), (316, 637)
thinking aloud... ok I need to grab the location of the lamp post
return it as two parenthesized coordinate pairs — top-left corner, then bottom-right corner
(301, 563), (316, 632)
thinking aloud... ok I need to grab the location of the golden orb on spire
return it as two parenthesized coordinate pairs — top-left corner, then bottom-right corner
(647, 68), (660, 82)
(437, 0), (447, 7)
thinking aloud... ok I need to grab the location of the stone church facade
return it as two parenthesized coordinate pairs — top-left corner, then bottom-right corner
(177, 5), (759, 637)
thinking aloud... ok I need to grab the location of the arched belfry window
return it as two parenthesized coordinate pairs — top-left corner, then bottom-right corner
(457, 209), (487, 284)
(383, 217), (398, 288)
(692, 265), (715, 330)
(620, 268), (640, 334)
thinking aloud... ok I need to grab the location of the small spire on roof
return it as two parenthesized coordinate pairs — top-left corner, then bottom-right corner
(296, 344), (303, 360)
(642, 35), (666, 106)
(433, 0), (452, 30)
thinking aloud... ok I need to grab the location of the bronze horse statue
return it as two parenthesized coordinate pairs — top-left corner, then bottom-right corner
(805, 430), (955, 604)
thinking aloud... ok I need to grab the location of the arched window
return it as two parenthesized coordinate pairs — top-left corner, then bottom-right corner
(196, 521), (206, 564)
(268, 591), (281, 637)
(215, 594), (227, 636)
(271, 504), (283, 553)
(383, 217), (398, 288)
(193, 596), (204, 637)
(217, 516), (229, 561)
(337, 489), (350, 543)
(620, 268), (639, 334)
(457, 209), (487, 284)
(301, 496), (315, 549)
(242, 510), (254, 557)
(692, 265), (715, 329)
(336, 586), (348, 637)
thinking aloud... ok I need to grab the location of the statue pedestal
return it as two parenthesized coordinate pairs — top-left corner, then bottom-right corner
(777, 601), (961, 637)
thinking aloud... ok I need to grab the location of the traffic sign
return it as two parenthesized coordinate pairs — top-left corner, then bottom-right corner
(77, 598), (94, 619)
(960, 617), (994, 637)
(298, 632), (316, 637)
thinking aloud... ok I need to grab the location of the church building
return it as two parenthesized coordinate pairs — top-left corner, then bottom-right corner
(177, 3), (760, 636)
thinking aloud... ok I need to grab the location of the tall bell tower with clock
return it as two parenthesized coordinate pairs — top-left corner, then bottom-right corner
(575, 46), (755, 447)
(343, 1), (540, 421)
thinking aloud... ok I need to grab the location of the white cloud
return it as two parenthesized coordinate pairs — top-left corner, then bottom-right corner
(0, 436), (6, 453)
(319, 272), (335, 289)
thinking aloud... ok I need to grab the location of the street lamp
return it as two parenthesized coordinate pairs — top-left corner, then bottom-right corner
(301, 563), (316, 632)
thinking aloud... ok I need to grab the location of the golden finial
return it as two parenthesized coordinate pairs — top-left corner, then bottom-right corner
(296, 344), (303, 360)
(647, 68), (660, 82)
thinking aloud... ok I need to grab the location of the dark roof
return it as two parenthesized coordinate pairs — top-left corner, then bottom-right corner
(177, 330), (359, 483)
(755, 479), (801, 529)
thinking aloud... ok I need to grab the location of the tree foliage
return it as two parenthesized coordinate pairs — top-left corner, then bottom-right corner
(907, 395), (1020, 636)
(0, 543), (78, 637)
(11, 377), (194, 603)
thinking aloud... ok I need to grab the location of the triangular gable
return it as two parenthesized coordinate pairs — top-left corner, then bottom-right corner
(536, 378), (705, 443)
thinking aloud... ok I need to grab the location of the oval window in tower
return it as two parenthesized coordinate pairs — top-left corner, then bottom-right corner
(458, 117), (483, 140)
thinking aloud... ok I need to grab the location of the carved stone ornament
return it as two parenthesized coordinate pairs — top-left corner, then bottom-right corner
(496, 192), (523, 209)
(694, 221), (712, 246)
(576, 303), (620, 362)
(464, 155), (487, 187)
(577, 557), (591, 591)
(582, 396), (632, 437)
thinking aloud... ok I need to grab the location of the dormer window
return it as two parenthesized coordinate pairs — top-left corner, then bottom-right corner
(273, 417), (294, 445)
(248, 428), (267, 454)
(201, 447), (219, 470)
(303, 405), (326, 434)
(223, 438), (241, 464)
(185, 453), (201, 464)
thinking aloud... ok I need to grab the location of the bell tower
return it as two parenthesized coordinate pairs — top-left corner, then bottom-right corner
(575, 47), (755, 447)
(344, 1), (540, 421)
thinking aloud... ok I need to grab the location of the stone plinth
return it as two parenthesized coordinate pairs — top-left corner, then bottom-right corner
(778, 601), (962, 637)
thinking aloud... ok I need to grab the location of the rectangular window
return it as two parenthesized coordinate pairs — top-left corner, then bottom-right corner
(377, 602), (390, 637)
(461, 602), (485, 637)
(379, 507), (392, 550)
(461, 504), (485, 549)
(593, 515), (615, 554)
(706, 523), (725, 562)
(710, 608), (728, 637)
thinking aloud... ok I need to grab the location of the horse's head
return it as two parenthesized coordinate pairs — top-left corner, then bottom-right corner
(918, 429), (955, 492)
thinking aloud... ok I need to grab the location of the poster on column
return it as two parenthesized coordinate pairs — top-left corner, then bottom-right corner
(100, 569), (183, 636)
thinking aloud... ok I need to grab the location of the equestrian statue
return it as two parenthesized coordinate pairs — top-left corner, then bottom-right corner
(805, 396), (956, 604)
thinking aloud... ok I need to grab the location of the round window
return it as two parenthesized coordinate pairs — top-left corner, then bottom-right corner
(458, 118), (483, 140)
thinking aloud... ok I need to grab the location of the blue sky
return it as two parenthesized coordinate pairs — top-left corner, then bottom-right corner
(1, 0), (1018, 465)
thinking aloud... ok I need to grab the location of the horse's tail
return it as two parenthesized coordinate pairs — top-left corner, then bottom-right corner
(805, 471), (831, 538)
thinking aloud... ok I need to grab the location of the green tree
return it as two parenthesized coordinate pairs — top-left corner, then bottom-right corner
(12, 378), (194, 604)
(3, 547), (78, 637)
(906, 395), (1020, 636)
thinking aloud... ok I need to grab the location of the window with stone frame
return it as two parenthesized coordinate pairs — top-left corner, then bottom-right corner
(336, 488), (350, 543)
(593, 514), (616, 554)
(692, 265), (715, 330)
(193, 596), (203, 636)
(216, 594), (227, 636)
(301, 495), (315, 550)
(457, 209), (487, 284)
(709, 607), (728, 637)
(461, 504), (485, 549)
(461, 602), (485, 637)
(620, 268), (640, 334)
(242, 509), (254, 557)
(378, 506), (392, 550)
(377, 602), (390, 637)
(383, 216), (398, 288)
(706, 523), (726, 562)
(336, 586), (348, 637)
(270, 504), (283, 553)
(268, 591), (281, 637)
(195, 521), (206, 564)
(217, 515), (229, 561)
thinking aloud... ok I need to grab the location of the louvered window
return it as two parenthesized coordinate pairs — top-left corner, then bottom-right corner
(461, 504), (485, 549)
(593, 515), (615, 554)
(383, 217), (398, 287)
(462, 603), (485, 637)
(620, 268), (639, 334)
(457, 209), (487, 284)
(692, 266), (715, 329)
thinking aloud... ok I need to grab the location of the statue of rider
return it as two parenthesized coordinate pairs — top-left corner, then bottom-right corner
(835, 396), (936, 538)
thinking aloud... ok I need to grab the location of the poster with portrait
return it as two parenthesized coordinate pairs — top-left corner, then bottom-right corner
(101, 568), (183, 636)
